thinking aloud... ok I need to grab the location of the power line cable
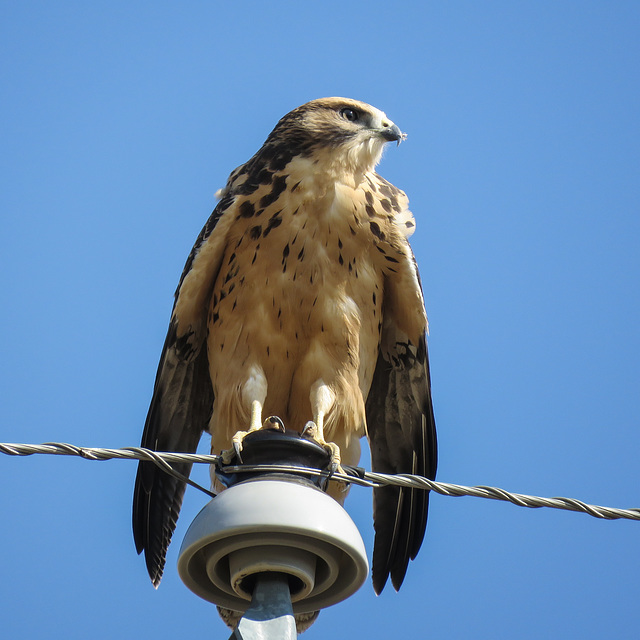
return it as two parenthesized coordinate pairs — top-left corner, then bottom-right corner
(1, 441), (638, 522)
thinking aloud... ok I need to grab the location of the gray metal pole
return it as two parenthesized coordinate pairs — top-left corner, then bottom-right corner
(229, 573), (297, 640)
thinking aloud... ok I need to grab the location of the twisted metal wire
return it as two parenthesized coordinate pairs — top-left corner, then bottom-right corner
(1, 441), (639, 522)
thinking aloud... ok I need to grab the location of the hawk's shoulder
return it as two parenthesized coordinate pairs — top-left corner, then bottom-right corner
(367, 172), (415, 239)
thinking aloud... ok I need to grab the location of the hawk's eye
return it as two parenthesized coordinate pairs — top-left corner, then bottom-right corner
(340, 108), (359, 122)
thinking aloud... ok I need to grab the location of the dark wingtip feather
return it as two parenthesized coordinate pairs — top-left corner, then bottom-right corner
(132, 328), (212, 588)
(133, 453), (198, 587)
(367, 331), (438, 595)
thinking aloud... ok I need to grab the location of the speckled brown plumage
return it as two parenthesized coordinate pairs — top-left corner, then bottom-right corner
(133, 97), (437, 614)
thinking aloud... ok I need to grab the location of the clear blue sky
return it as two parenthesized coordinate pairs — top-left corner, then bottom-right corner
(1, 2), (639, 638)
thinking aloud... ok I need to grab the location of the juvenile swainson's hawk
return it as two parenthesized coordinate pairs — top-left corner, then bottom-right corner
(133, 97), (438, 609)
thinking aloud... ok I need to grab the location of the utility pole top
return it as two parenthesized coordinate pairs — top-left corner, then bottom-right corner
(177, 430), (369, 638)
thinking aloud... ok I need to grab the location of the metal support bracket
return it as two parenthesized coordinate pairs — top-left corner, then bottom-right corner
(229, 573), (297, 640)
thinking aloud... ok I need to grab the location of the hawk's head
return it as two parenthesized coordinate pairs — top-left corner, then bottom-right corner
(258, 97), (406, 178)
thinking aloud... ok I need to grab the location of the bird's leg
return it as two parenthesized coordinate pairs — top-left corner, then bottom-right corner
(222, 399), (266, 464)
(249, 399), (263, 431)
(302, 380), (341, 471)
(221, 365), (284, 463)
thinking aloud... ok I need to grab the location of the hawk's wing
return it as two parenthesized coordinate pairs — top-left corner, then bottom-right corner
(132, 192), (236, 586)
(366, 260), (438, 595)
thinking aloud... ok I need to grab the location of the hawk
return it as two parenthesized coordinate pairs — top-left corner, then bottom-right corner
(133, 97), (438, 607)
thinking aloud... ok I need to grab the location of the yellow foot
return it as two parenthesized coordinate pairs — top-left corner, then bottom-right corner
(301, 421), (343, 473)
(221, 416), (285, 464)
(262, 416), (285, 432)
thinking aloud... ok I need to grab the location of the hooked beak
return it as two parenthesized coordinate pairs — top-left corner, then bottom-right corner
(379, 122), (407, 145)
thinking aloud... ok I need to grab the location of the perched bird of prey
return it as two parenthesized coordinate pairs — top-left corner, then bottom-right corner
(133, 97), (438, 606)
